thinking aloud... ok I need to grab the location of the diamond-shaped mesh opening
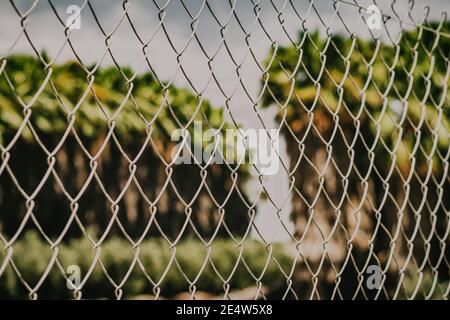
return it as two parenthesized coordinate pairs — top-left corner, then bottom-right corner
(0, 0), (449, 300)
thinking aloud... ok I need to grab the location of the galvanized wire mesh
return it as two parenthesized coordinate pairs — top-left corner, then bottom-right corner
(0, 0), (449, 300)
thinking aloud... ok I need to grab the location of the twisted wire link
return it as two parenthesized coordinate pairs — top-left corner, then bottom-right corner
(0, 0), (448, 300)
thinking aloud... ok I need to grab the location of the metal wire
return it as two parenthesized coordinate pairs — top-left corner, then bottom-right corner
(0, 0), (449, 300)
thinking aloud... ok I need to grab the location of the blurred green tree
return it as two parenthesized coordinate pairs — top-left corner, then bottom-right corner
(261, 23), (449, 298)
(0, 55), (251, 242)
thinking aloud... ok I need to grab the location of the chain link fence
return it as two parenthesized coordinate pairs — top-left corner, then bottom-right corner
(0, 0), (449, 300)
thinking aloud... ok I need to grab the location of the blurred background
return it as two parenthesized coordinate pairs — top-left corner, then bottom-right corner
(0, 0), (449, 299)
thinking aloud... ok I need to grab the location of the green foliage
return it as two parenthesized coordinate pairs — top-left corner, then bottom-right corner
(0, 55), (223, 139)
(259, 24), (450, 298)
(262, 24), (450, 175)
(393, 266), (450, 300)
(0, 231), (292, 299)
(0, 55), (251, 240)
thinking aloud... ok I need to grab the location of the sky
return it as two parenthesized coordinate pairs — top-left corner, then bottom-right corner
(1, 0), (449, 242)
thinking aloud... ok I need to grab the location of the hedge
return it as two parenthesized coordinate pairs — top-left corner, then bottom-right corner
(0, 231), (293, 299)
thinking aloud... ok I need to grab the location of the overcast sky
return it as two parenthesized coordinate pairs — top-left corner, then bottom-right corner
(1, 0), (449, 242)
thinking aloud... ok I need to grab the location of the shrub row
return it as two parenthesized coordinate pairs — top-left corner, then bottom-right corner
(0, 231), (293, 299)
